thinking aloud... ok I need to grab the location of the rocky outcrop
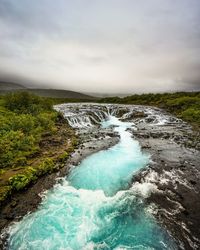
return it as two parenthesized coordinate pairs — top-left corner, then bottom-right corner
(130, 114), (200, 249)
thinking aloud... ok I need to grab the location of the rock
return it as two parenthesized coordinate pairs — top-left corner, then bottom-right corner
(182, 209), (189, 216)
(145, 117), (155, 123)
(149, 132), (164, 138)
(10, 200), (18, 208)
(142, 145), (151, 149)
(189, 180), (197, 185)
(132, 111), (147, 119)
(162, 134), (171, 139)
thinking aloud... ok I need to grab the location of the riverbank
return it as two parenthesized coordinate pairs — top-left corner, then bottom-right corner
(130, 113), (200, 249)
(0, 92), (79, 208)
(0, 124), (119, 247)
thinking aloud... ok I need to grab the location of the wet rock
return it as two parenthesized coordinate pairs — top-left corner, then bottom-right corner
(149, 132), (164, 139)
(106, 132), (115, 137)
(142, 145), (151, 149)
(189, 180), (196, 185)
(162, 134), (171, 139)
(145, 117), (155, 123)
(182, 209), (189, 216)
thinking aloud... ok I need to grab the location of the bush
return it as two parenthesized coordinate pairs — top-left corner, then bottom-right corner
(0, 114), (37, 134)
(166, 97), (200, 110)
(58, 152), (69, 163)
(36, 158), (55, 175)
(181, 108), (200, 123)
(9, 167), (38, 191)
(4, 92), (52, 115)
(0, 131), (38, 168)
(0, 93), (59, 169)
(36, 112), (57, 133)
(0, 186), (12, 203)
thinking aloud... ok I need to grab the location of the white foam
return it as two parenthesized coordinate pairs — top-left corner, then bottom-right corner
(54, 103), (183, 129)
(162, 170), (193, 190)
(131, 182), (159, 198)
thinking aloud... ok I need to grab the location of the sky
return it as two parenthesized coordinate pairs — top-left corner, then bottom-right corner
(0, 0), (200, 94)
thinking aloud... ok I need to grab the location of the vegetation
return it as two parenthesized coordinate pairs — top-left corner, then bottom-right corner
(99, 92), (200, 129)
(0, 92), (77, 205)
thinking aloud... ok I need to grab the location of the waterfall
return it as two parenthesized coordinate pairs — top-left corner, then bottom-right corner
(54, 103), (182, 129)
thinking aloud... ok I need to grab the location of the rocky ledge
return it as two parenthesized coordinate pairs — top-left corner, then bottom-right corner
(131, 117), (200, 250)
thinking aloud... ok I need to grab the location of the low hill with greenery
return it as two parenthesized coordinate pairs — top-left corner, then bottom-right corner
(0, 92), (77, 206)
(26, 89), (95, 99)
(99, 92), (200, 130)
(0, 82), (95, 100)
(0, 82), (26, 90)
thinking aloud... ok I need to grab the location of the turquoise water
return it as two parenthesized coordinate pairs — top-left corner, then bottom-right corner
(8, 116), (177, 250)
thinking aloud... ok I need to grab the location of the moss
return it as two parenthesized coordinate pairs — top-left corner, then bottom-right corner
(71, 137), (79, 148)
(36, 158), (55, 176)
(58, 152), (69, 164)
(0, 169), (5, 175)
(0, 186), (12, 203)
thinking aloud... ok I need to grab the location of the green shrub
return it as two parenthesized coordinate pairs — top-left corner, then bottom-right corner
(181, 108), (200, 123)
(9, 174), (30, 191)
(36, 158), (55, 175)
(0, 113), (39, 134)
(0, 92), (60, 169)
(9, 167), (38, 191)
(166, 97), (200, 110)
(58, 152), (69, 163)
(0, 131), (38, 168)
(4, 92), (52, 115)
(0, 186), (12, 203)
(0, 169), (5, 175)
(36, 112), (57, 133)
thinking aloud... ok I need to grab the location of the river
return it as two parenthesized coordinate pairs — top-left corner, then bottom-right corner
(8, 115), (177, 249)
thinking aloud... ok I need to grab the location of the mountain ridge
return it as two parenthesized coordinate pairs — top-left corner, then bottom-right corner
(0, 82), (95, 99)
(0, 82), (26, 90)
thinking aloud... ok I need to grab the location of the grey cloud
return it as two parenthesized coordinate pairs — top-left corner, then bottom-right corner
(0, 0), (200, 93)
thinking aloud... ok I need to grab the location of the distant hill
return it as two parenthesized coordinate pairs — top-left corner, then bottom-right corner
(0, 82), (26, 90)
(0, 82), (95, 100)
(84, 92), (130, 98)
(27, 89), (95, 99)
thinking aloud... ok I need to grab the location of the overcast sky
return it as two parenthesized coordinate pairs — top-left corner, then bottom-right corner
(0, 0), (200, 94)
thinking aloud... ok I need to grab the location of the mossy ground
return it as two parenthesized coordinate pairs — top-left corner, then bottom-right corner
(0, 118), (77, 205)
(0, 92), (78, 206)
